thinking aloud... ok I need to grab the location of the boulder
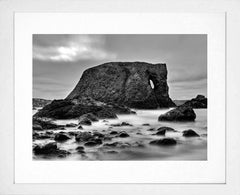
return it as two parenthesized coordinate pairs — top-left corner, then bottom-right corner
(33, 124), (43, 131)
(158, 105), (196, 121)
(103, 142), (119, 147)
(149, 138), (177, 146)
(33, 142), (70, 157)
(84, 139), (103, 147)
(182, 129), (200, 137)
(81, 113), (99, 122)
(66, 62), (175, 109)
(92, 132), (105, 138)
(33, 117), (62, 130)
(109, 131), (118, 135)
(75, 132), (93, 142)
(155, 126), (176, 135)
(117, 132), (130, 138)
(142, 123), (150, 126)
(182, 95), (207, 108)
(157, 126), (176, 132)
(78, 116), (92, 126)
(76, 146), (85, 154)
(154, 129), (166, 136)
(110, 122), (133, 127)
(54, 133), (71, 142)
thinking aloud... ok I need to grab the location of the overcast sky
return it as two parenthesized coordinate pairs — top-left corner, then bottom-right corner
(33, 34), (207, 100)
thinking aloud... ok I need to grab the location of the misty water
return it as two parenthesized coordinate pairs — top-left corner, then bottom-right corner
(33, 108), (207, 161)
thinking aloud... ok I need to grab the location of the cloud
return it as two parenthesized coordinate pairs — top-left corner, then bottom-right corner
(33, 35), (117, 62)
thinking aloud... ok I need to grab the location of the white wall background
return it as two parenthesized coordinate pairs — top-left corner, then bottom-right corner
(0, 0), (240, 194)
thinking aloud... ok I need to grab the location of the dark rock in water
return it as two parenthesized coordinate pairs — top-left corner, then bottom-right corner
(110, 131), (118, 135)
(34, 99), (75, 119)
(75, 132), (93, 142)
(33, 142), (57, 154)
(76, 146), (84, 151)
(46, 131), (54, 135)
(182, 95), (207, 108)
(117, 132), (130, 138)
(78, 116), (92, 126)
(33, 142), (70, 157)
(157, 126), (176, 132)
(54, 133), (71, 142)
(149, 138), (177, 146)
(93, 132), (104, 138)
(33, 124), (43, 131)
(132, 141), (145, 147)
(33, 132), (40, 140)
(158, 105), (196, 121)
(154, 127), (177, 135)
(182, 129), (200, 137)
(154, 129), (166, 136)
(65, 123), (78, 127)
(142, 123), (150, 126)
(147, 128), (155, 131)
(78, 112), (105, 126)
(105, 150), (118, 154)
(84, 139), (102, 147)
(77, 125), (83, 129)
(33, 117), (62, 130)
(103, 142), (120, 147)
(157, 126), (175, 131)
(66, 62), (175, 109)
(121, 122), (132, 126)
(76, 146), (85, 154)
(33, 99), (125, 119)
(110, 122), (132, 127)
(81, 113), (99, 122)
(68, 131), (79, 136)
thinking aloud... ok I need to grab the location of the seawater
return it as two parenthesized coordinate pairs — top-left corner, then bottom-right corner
(33, 108), (207, 161)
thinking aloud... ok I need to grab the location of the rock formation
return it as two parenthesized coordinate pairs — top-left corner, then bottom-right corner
(66, 62), (175, 109)
(158, 105), (196, 121)
(33, 98), (51, 108)
(182, 95), (207, 108)
(34, 99), (132, 119)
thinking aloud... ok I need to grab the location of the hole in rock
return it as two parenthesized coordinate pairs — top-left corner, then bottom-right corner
(149, 79), (155, 89)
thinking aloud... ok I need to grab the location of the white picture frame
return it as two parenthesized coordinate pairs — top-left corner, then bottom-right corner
(0, 0), (239, 194)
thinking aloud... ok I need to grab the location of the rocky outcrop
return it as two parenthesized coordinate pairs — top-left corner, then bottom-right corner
(54, 133), (71, 142)
(33, 98), (51, 108)
(158, 105), (196, 121)
(182, 129), (200, 137)
(66, 62), (175, 109)
(34, 99), (131, 119)
(33, 117), (64, 130)
(154, 127), (176, 136)
(149, 138), (177, 146)
(182, 95), (207, 108)
(33, 142), (70, 157)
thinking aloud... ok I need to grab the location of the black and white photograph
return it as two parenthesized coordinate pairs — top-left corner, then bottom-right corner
(32, 34), (207, 161)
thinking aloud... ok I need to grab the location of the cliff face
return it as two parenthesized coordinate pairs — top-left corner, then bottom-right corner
(66, 62), (175, 109)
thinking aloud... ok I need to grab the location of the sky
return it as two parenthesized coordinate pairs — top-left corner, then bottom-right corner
(33, 34), (207, 100)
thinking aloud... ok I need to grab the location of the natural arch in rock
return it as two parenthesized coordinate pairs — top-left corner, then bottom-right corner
(66, 62), (176, 109)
